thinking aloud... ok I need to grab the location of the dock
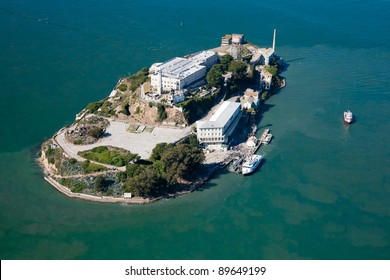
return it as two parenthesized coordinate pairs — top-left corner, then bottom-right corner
(227, 128), (270, 174)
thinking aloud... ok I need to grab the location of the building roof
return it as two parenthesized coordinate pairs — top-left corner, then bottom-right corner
(261, 69), (273, 82)
(188, 50), (217, 65)
(244, 88), (259, 98)
(197, 101), (241, 129)
(153, 51), (217, 80)
(156, 57), (205, 79)
(232, 34), (244, 39)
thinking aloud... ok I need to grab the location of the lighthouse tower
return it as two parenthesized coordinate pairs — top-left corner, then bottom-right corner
(157, 69), (162, 95)
(272, 29), (276, 51)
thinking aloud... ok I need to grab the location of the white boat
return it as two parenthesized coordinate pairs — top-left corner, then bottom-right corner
(242, 154), (263, 175)
(262, 133), (272, 145)
(344, 110), (353, 124)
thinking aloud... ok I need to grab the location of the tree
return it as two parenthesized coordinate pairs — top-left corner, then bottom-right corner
(124, 167), (163, 197)
(94, 175), (107, 192)
(121, 102), (130, 115)
(88, 127), (104, 139)
(228, 60), (248, 80)
(220, 54), (233, 71)
(206, 64), (224, 89)
(265, 65), (278, 76)
(150, 142), (169, 161)
(156, 104), (167, 122)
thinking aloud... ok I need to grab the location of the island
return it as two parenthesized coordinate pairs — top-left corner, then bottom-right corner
(39, 31), (286, 204)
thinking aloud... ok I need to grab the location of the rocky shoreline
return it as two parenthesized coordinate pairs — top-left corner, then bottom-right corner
(38, 142), (227, 204)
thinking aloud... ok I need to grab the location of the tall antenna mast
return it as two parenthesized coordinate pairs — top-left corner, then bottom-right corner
(272, 29), (276, 50)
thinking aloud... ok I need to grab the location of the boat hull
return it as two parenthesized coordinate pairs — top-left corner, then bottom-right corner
(242, 155), (263, 175)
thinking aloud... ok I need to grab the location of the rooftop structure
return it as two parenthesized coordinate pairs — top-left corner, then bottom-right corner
(196, 101), (242, 146)
(241, 88), (260, 109)
(221, 34), (232, 46)
(250, 47), (275, 65)
(188, 50), (219, 69)
(150, 51), (218, 93)
(232, 34), (245, 45)
(260, 68), (273, 90)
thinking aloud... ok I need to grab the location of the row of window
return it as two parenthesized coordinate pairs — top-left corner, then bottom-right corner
(200, 137), (224, 142)
(200, 132), (222, 136)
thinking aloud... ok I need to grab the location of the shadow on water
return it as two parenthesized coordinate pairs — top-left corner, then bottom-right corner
(255, 103), (276, 126)
(285, 57), (305, 64)
(194, 166), (229, 192)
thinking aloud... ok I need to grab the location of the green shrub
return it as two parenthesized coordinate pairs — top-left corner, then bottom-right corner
(88, 127), (104, 139)
(118, 83), (128, 91)
(156, 104), (167, 122)
(82, 160), (107, 173)
(129, 68), (150, 92)
(86, 101), (104, 113)
(91, 146), (108, 153)
(79, 146), (139, 167)
(72, 182), (87, 193)
(121, 102), (130, 115)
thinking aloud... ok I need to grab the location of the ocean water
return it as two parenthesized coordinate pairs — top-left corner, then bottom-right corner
(0, 0), (389, 259)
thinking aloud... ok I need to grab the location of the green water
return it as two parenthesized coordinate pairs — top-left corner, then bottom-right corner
(0, 0), (389, 259)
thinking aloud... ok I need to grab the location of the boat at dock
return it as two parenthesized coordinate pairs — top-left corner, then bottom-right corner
(344, 110), (353, 124)
(228, 157), (243, 174)
(260, 128), (270, 141)
(242, 154), (263, 175)
(262, 133), (272, 145)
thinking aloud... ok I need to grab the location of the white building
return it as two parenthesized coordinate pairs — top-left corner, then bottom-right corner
(150, 51), (218, 93)
(188, 50), (219, 69)
(250, 47), (275, 65)
(241, 88), (260, 109)
(232, 34), (245, 45)
(221, 34), (232, 46)
(260, 69), (273, 90)
(196, 101), (241, 146)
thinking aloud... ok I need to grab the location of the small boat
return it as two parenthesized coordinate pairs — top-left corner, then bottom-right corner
(260, 129), (270, 140)
(262, 134), (272, 145)
(344, 110), (353, 124)
(242, 154), (263, 175)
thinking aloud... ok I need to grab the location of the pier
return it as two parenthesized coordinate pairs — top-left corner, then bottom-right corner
(226, 128), (270, 174)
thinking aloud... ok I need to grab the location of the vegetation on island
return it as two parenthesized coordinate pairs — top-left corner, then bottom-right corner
(43, 141), (107, 175)
(117, 83), (128, 92)
(65, 116), (109, 145)
(78, 146), (140, 167)
(41, 43), (288, 202)
(156, 104), (168, 122)
(128, 67), (150, 92)
(228, 60), (248, 80)
(117, 135), (205, 197)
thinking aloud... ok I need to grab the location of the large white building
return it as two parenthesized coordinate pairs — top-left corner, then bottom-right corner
(196, 101), (242, 146)
(150, 50), (218, 94)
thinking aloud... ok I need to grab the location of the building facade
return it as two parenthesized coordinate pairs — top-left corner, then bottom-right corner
(196, 101), (242, 146)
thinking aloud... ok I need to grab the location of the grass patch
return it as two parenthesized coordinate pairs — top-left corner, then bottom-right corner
(127, 124), (139, 133)
(128, 68), (150, 92)
(82, 160), (107, 173)
(145, 126), (154, 133)
(79, 146), (139, 167)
